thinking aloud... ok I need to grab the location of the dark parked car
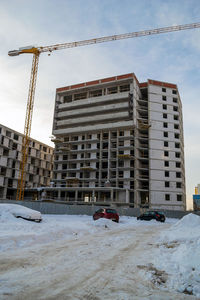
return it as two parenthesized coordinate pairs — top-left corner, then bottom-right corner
(93, 208), (119, 223)
(137, 211), (165, 222)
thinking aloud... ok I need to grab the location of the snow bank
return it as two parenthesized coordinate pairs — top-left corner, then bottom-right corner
(160, 213), (200, 241)
(154, 213), (200, 297)
(92, 218), (119, 229)
(0, 203), (42, 221)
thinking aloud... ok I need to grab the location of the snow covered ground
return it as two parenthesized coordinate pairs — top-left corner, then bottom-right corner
(0, 205), (199, 299)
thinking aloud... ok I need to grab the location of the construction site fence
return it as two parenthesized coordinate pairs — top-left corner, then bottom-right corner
(0, 199), (199, 219)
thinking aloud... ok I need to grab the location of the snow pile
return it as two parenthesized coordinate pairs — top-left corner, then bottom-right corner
(92, 218), (119, 229)
(0, 211), (120, 252)
(155, 213), (200, 297)
(0, 203), (42, 221)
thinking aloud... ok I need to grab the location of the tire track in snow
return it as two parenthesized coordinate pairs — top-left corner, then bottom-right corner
(0, 223), (196, 300)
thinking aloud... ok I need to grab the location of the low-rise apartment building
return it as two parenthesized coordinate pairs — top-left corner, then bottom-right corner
(0, 124), (54, 199)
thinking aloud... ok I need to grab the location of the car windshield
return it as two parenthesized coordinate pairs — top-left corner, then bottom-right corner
(149, 211), (165, 215)
(95, 209), (103, 213)
(106, 209), (117, 214)
(143, 212), (151, 215)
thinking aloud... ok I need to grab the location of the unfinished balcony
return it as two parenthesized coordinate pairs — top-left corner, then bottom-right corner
(137, 181), (149, 191)
(138, 149), (149, 160)
(58, 145), (71, 153)
(80, 167), (96, 171)
(138, 170), (149, 180)
(138, 138), (149, 150)
(118, 154), (133, 160)
(138, 161), (149, 169)
(137, 119), (151, 130)
(65, 177), (79, 187)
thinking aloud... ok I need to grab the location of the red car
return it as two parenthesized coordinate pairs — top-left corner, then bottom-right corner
(93, 208), (119, 223)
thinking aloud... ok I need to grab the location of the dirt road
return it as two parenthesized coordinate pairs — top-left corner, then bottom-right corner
(0, 222), (197, 300)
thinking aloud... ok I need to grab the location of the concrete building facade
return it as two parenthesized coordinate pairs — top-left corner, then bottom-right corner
(0, 124), (54, 199)
(51, 73), (186, 210)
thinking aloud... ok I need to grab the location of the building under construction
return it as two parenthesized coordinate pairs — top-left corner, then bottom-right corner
(50, 73), (186, 210)
(0, 124), (54, 200)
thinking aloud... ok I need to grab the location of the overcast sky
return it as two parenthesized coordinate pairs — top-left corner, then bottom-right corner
(0, 0), (200, 208)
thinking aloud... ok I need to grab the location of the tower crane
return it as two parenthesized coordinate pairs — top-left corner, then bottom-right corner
(8, 22), (200, 201)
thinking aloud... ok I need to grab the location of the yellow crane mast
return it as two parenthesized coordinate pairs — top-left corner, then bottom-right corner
(8, 22), (200, 201)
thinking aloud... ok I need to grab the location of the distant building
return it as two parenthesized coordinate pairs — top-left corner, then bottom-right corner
(0, 124), (54, 199)
(49, 72), (186, 210)
(193, 184), (200, 211)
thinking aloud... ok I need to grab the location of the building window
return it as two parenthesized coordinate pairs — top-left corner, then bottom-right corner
(111, 131), (117, 138)
(173, 106), (178, 112)
(118, 171), (123, 178)
(176, 182), (182, 188)
(174, 124), (179, 130)
(72, 136), (78, 141)
(165, 171), (169, 177)
(163, 104), (167, 110)
(103, 132), (109, 139)
(176, 162), (181, 168)
(164, 151), (169, 157)
(162, 88), (166, 92)
(165, 181), (170, 187)
(162, 95), (167, 101)
(165, 194), (170, 201)
(177, 194), (182, 201)
(175, 152), (181, 158)
(163, 122), (168, 128)
(119, 181), (123, 188)
(107, 86), (118, 94)
(71, 145), (78, 150)
(120, 84), (130, 92)
(3, 149), (9, 156)
(175, 143), (180, 148)
(13, 133), (19, 140)
(165, 161), (169, 167)
(163, 113), (167, 119)
(173, 98), (178, 103)
(175, 133), (179, 139)
(172, 90), (177, 95)
(6, 130), (11, 137)
(174, 115), (179, 121)
(64, 95), (72, 103)
(164, 141), (168, 147)
(164, 131), (168, 138)
(12, 143), (18, 150)
(176, 172), (181, 178)
(74, 92), (87, 100)
(90, 89), (102, 97)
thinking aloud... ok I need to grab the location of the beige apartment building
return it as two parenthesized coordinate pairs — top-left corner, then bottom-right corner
(50, 72), (186, 210)
(0, 124), (53, 199)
